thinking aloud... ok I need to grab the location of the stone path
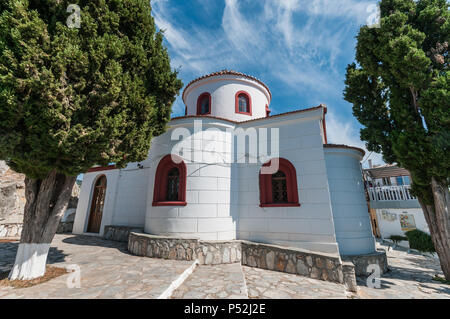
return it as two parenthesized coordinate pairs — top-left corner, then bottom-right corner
(0, 235), (194, 299)
(1, 235), (450, 299)
(171, 263), (248, 299)
(243, 266), (347, 299)
(355, 243), (450, 299)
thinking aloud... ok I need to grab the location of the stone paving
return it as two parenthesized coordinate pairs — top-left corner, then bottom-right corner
(171, 263), (248, 299)
(243, 266), (348, 299)
(1, 235), (450, 299)
(355, 242), (450, 299)
(0, 235), (194, 299)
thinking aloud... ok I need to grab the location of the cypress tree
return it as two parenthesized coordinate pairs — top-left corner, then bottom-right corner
(0, 0), (182, 279)
(344, 0), (449, 279)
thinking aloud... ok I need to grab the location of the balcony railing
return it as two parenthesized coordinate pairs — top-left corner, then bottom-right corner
(367, 185), (417, 202)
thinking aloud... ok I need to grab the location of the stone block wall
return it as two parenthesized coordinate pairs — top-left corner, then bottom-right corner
(56, 222), (74, 234)
(128, 232), (241, 265)
(127, 232), (358, 291)
(0, 223), (22, 238)
(342, 250), (388, 276)
(241, 241), (344, 284)
(104, 225), (143, 242)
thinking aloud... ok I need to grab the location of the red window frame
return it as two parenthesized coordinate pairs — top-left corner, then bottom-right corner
(152, 154), (187, 206)
(196, 92), (212, 116)
(265, 104), (271, 117)
(259, 158), (300, 207)
(235, 91), (252, 116)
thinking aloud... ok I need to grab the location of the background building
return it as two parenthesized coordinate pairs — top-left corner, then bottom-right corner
(363, 163), (429, 246)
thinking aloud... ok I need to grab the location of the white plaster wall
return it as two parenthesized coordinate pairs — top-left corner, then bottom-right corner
(73, 165), (149, 236)
(145, 119), (238, 240)
(73, 169), (120, 237)
(235, 113), (340, 255)
(184, 75), (270, 122)
(377, 208), (429, 242)
(324, 147), (376, 255)
(110, 168), (150, 227)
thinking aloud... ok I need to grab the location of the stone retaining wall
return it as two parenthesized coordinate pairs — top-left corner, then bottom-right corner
(128, 232), (241, 265)
(56, 222), (74, 234)
(0, 223), (22, 238)
(342, 250), (388, 276)
(128, 232), (357, 291)
(0, 221), (75, 238)
(241, 241), (344, 284)
(104, 225), (144, 242)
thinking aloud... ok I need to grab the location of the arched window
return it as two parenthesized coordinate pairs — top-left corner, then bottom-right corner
(235, 91), (252, 115)
(197, 92), (211, 115)
(259, 158), (300, 207)
(87, 175), (107, 233)
(153, 154), (187, 206)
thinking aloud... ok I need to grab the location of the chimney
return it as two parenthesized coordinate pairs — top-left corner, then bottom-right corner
(368, 159), (373, 168)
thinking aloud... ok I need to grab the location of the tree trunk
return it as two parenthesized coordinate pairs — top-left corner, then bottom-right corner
(8, 169), (76, 280)
(418, 177), (450, 280)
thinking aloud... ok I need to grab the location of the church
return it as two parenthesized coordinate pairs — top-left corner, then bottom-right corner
(73, 70), (376, 258)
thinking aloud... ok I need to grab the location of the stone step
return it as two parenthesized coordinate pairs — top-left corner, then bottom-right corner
(171, 263), (248, 299)
(243, 266), (348, 299)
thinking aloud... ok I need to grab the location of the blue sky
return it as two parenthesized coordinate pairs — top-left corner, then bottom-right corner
(152, 0), (384, 166)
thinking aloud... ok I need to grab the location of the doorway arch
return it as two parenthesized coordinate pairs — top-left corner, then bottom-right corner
(87, 175), (107, 233)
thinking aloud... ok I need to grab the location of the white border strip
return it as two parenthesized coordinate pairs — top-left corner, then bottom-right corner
(157, 259), (199, 299)
(239, 264), (249, 299)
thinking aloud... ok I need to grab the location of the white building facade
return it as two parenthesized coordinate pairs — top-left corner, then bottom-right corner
(73, 70), (376, 257)
(364, 164), (430, 248)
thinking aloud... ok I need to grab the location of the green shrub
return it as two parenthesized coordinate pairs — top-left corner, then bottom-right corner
(389, 235), (408, 245)
(405, 230), (435, 253)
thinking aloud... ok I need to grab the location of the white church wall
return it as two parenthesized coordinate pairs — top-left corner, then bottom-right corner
(73, 164), (149, 236)
(184, 76), (270, 122)
(324, 147), (376, 255)
(73, 169), (120, 236)
(145, 120), (238, 240)
(110, 167), (149, 228)
(236, 115), (340, 255)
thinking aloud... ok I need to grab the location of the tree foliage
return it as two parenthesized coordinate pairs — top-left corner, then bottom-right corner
(0, 0), (183, 178)
(344, 0), (449, 203)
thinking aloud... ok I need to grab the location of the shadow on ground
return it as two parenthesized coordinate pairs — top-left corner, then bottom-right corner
(61, 234), (131, 255)
(0, 242), (67, 274)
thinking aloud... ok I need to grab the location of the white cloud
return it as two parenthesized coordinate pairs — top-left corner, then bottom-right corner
(150, 0), (383, 170)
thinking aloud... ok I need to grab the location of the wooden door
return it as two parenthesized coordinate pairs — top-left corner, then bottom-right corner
(369, 209), (381, 238)
(87, 175), (107, 233)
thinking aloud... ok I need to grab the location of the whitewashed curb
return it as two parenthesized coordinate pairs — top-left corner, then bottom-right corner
(157, 259), (199, 299)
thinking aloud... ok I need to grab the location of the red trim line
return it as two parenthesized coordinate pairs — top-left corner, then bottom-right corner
(152, 154), (187, 207)
(235, 91), (252, 116)
(196, 92), (212, 116)
(171, 105), (325, 125)
(265, 104), (271, 117)
(259, 158), (300, 207)
(323, 118), (328, 145)
(152, 201), (187, 207)
(87, 165), (117, 173)
(260, 203), (301, 208)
